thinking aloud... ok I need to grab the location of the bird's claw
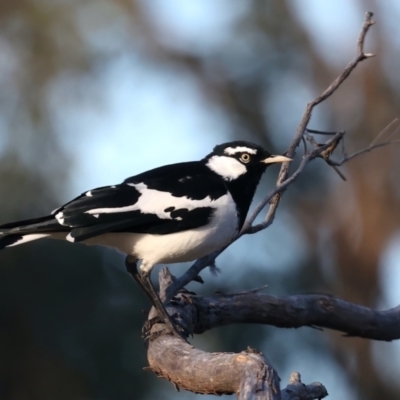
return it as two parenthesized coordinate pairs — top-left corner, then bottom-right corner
(142, 312), (188, 342)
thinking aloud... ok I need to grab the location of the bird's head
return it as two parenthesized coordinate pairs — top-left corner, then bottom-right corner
(204, 141), (291, 181)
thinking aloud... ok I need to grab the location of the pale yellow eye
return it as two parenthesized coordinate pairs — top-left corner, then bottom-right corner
(240, 153), (251, 163)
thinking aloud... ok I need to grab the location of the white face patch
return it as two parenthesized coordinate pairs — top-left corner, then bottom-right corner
(206, 155), (247, 181)
(84, 182), (221, 219)
(224, 146), (257, 156)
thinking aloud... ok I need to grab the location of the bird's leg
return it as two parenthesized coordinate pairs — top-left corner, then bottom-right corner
(141, 271), (186, 339)
(125, 257), (155, 303)
(125, 256), (186, 340)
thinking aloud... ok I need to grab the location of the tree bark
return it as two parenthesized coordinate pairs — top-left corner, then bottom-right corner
(147, 337), (280, 399)
(143, 269), (329, 399)
(147, 336), (328, 400)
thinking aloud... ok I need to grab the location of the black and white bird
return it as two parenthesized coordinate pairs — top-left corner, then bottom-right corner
(0, 141), (291, 335)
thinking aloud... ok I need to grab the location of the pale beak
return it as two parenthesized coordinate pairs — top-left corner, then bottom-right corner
(262, 155), (293, 164)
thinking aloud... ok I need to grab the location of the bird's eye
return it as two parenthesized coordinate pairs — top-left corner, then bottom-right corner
(240, 153), (251, 163)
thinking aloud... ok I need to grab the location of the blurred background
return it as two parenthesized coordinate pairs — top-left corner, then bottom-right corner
(0, 0), (399, 399)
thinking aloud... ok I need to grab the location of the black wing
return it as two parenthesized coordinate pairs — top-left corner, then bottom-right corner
(56, 161), (228, 242)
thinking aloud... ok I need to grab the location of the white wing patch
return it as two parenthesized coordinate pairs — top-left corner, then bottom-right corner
(134, 191), (238, 267)
(66, 232), (75, 242)
(224, 146), (257, 155)
(84, 182), (222, 219)
(206, 155), (247, 181)
(55, 211), (65, 225)
(6, 233), (50, 247)
(82, 192), (239, 267)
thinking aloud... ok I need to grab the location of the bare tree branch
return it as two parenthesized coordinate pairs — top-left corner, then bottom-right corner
(369, 117), (399, 146)
(146, 266), (399, 397)
(243, 11), (376, 232)
(147, 337), (281, 399)
(159, 269), (400, 342)
(191, 290), (400, 341)
(166, 13), (377, 298)
(147, 337), (327, 400)
(242, 132), (345, 234)
(147, 270), (329, 400)
(331, 118), (400, 166)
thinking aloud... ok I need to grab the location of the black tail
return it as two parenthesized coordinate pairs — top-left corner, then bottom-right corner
(0, 215), (68, 249)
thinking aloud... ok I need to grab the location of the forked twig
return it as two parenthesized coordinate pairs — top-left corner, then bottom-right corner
(168, 12), (379, 298)
(305, 129), (347, 180)
(243, 11), (376, 233)
(333, 119), (400, 166)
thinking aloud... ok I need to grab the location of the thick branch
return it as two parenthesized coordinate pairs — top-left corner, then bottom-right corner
(147, 339), (327, 400)
(147, 337), (281, 399)
(161, 270), (400, 341)
(190, 291), (400, 341)
(146, 270), (330, 399)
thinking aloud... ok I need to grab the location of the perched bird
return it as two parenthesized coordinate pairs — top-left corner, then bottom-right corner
(0, 141), (291, 336)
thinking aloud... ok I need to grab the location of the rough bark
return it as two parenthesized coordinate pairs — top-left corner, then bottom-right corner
(144, 264), (400, 397)
(147, 337), (280, 399)
(147, 336), (327, 400)
(190, 291), (400, 341)
(281, 373), (328, 400)
(143, 269), (329, 399)
(157, 269), (400, 342)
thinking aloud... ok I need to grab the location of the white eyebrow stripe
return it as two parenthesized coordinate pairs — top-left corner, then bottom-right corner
(224, 146), (257, 155)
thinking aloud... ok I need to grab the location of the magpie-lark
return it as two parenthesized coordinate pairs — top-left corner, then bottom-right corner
(0, 141), (291, 337)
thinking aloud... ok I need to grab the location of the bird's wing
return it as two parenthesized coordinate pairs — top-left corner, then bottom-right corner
(55, 162), (228, 242)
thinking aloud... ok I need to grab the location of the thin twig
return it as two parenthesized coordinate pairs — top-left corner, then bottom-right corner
(386, 118), (400, 141)
(165, 251), (224, 302)
(306, 129), (341, 135)
(166, 133), (345, 300)
(301, 136), (308, 154)
(328, 119), (400, 166)
(333, 140), (400, 166)
(244, 132), (345, 234)
(167, 12), (376, 298)
(305, 130), (347, 180)
(242, 12), (375, 232)
(370, 118), (399, 146)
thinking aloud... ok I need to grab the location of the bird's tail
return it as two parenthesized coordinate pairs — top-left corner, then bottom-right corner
(0, 215), (68, 249)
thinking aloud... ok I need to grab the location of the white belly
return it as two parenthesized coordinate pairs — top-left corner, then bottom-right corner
(83, 193), (239, 271)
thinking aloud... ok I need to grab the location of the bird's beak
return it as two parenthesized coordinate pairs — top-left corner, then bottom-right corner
(262, 155), (293, 164)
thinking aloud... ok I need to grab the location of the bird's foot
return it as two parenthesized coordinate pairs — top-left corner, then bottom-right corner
(142, 315), (185, 342)
(143, 314), (190, 342)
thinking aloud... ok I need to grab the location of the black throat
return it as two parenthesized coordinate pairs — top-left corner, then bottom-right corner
(223, 169), (265, 230)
